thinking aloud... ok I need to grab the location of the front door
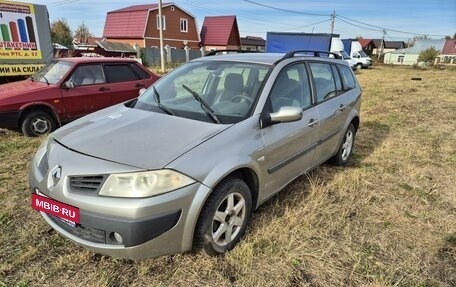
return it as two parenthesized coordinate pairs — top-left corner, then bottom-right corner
(259, 62), (319, 201)
(61, 64), (110, 120)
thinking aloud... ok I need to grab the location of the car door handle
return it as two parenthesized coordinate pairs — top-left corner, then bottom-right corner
(339, 104), (346, 112)
(135, 83), (145, 88)
(99, 87), (110, 92)
(308, 119), (319, 127)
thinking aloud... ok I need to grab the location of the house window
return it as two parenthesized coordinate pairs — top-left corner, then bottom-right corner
(398, 55), (404, 63)
(180, 18), (188, 32)
(156, 15), (166, 30)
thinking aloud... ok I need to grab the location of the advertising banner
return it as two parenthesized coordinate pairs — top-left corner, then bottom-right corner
(0, 1), (43, 60)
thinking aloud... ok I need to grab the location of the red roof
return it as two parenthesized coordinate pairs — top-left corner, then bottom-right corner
(200, 16), (240, 46)
(358, 38), (372, 49)
(102, 3), (173, 38)
(442, 39), (456, 54)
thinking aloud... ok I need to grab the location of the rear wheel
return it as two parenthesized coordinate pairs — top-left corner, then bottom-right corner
(193, 177), (252, 256)
(21, 110), (57, 137)
(331, 123), (356, 166)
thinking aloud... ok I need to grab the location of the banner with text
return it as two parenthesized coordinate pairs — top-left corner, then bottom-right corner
(0, 1), (43, 60)
(0, 63), (44, 76)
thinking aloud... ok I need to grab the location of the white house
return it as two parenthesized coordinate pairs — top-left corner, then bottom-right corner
(383, 39), (446, 65)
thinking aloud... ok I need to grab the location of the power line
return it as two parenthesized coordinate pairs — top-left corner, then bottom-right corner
(335, 16), (381, 32)
(179, 1), (307, 29)
(243, 0), (448, 38)
(49, 0), (82, 7)
(336, 13), (448, 37)
(243, 0), (330, 16)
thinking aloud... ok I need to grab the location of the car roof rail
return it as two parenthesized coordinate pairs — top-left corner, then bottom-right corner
(205, 49), (263, 56)
(281, 50), (342, 60)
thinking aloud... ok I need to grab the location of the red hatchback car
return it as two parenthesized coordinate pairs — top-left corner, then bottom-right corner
(0, 57), (159, 136)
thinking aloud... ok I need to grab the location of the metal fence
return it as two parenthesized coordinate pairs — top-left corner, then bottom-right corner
(142, 46), (205, 67)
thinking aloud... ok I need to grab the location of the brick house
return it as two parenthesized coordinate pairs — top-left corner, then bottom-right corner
(102, 3), (201, 49)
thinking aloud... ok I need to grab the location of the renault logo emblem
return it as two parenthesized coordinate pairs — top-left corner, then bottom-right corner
(48, 165), (62, 188)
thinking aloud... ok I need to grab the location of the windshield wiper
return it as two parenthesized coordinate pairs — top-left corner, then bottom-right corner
(182, 84), (220, 124)
(42, 75), (49, 85)
(153, 86), (175, 115)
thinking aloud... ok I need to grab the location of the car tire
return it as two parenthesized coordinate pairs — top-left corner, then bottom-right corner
(193, 176), (252, 256)
(357, 63), (363, 70)
(331, 123), (356, 166)
(21, 110), (57, 137)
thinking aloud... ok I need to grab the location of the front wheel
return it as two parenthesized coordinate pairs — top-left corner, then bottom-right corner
(21, 110), (57, 137)
(193, 177), (252, 256)
(331, 123), (356, 166)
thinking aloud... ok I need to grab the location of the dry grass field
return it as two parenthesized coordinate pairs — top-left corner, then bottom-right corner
(0, 65), (455, 287)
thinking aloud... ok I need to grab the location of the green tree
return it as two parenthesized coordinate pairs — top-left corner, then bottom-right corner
(74, 23), (93, 44)
(417, 47), (439, 64)
(51, 19), (73, 48)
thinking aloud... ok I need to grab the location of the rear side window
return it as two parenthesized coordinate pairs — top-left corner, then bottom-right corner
(339, 64), (357, 90)
(104, 64), (138, 83)
(331, 65), (342, 91)
(130, 63), (151, 80)
(309, 62), (337, 103)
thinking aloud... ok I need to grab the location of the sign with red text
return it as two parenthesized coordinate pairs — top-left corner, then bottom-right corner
(31, 193), (80, 224)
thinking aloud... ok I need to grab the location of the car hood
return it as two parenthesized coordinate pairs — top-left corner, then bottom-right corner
(52, 104), (231, 170)
(0, 79), (51, 99)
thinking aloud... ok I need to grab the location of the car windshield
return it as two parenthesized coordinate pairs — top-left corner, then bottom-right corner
(358, 50), (369, 58)
(341, 51), (351, 59)
(133, 61), (270, 124)
(32, 60), (72, 84)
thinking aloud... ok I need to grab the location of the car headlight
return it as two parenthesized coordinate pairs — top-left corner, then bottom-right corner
(99, 170), (196, 198)
(34, 135), (51, 167)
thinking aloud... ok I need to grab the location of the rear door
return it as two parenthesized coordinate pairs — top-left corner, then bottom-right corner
(259, 62), (319, 199)
(308, 62), (351, 163)
(103, 63), (148, 104)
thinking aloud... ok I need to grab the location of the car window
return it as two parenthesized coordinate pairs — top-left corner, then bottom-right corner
(269, 63), (312, 112)
(130, 63), (151, 80)
(309, 62), (337, 103)
(338, 64), (357, 90)
(104, 64), (139, 83)
(69, 64), (104, 86)
(331, 64), (343, 92)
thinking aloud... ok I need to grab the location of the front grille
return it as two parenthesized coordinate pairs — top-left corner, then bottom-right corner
(69, 175), (106, 194)
(48, 215), (106, 244)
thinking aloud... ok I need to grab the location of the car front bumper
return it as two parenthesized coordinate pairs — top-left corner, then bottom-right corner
(29, 138), (211, 259)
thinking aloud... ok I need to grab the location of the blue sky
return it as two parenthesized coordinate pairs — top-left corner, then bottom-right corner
(13, 0), (456, 41)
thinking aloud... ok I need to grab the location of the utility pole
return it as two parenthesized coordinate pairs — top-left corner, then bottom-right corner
(378, 29), (386, 60)
(330, 11), (335, 34)
(158, 0), (165, 73)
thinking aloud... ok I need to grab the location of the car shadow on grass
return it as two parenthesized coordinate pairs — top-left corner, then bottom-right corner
(253, 119), (391, 214)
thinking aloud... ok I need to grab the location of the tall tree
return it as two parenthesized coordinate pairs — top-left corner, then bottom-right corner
(407, 35), (430, 47)
(51, 19), (73, 48)
(74, 23), (93, 44)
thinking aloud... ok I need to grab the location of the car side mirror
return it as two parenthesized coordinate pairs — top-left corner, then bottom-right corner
(63, 81), (75, 89)
(260, 106), (302, 128)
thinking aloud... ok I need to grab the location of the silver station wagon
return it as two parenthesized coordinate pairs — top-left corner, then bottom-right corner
(29, 51), (361, 259)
